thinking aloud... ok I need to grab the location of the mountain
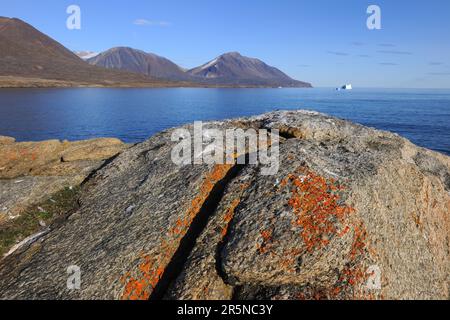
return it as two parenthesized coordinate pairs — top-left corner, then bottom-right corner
(0, 17), (170, 86)
(88, 48), (312, 87)
(87, 47), (190, 81)
(0, 17), (312, 88)
(188, 52), (312, 87)
(74, 51), (99, 60)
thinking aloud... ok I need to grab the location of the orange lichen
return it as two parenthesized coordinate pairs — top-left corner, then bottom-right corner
(340, 264), (366, 287)
(221, 198), (241, 237)
(257, 228), (273, 254)
(282, 168), (378, 299)
(332, 222), (374, 299)
(171, 164), (234, 238)
(252, 168), (357, 276)
(278, 248), (302, 273)
(338, 225), (351, 237)
(5, 148), (38, 162)
(202, 286), (210, 296)
(220, 182), (249, 238)
(121, 255), (160, 300)
(411, 212), (423, 230)
(349, 224), (367, 259)
(285, 167), (354, 252)
(121, 164), (234, 300)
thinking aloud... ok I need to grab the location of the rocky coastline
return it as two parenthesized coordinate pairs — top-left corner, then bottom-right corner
(0, 110), (448, 300)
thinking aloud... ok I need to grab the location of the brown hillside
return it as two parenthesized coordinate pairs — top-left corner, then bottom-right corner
(0, 17), (170, 86)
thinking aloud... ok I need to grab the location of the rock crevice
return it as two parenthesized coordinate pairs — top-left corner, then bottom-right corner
(150, 161), (246, 300)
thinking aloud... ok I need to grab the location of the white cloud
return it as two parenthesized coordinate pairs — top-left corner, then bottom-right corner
(133, 19), (171, 27)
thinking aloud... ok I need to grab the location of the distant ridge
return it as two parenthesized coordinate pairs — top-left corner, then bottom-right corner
(75, 51), (99, 60)
(87, 47), (191, 81)
(188, 52), (312, 87)
(88, 49), (312, 87)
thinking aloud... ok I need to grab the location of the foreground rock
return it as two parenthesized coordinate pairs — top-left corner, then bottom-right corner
(0, 111), (448, 300)
(0, 137), (128, 223)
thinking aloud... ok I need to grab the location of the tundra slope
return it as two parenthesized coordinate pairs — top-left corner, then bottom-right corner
(0, 111), (448, 300)
(0, 17), (164, 86)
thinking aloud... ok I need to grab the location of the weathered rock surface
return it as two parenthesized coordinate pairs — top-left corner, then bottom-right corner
(0, 137), (125, 179)
(0, 136), (15, 145)
(0, 137), (128, 223)
(0, 111), (448, 300)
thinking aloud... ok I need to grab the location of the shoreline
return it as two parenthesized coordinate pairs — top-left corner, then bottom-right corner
(0, 76), (313, 89)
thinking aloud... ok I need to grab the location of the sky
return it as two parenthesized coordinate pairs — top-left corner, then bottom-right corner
(1, 0), (450, 88)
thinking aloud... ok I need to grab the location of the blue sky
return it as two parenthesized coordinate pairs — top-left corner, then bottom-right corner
(2, 0), (450, 88)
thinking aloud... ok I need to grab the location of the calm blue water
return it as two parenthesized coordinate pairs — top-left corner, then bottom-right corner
(0, 88), (449, 155)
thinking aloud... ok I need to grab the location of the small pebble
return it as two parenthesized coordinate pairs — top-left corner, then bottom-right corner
(125, 205), (136, 214)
